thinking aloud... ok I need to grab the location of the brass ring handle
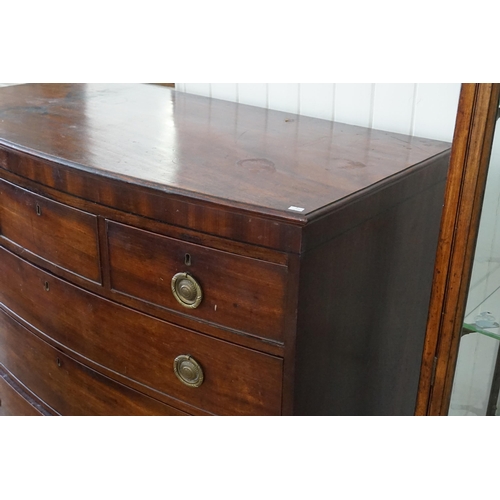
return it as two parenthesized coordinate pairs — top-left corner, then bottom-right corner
(171, 272), (203, 309)
(173, 355), (204, 388)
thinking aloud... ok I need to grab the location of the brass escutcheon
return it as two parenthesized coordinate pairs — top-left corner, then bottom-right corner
(171, 272), (202, 309)
(173, 355), (204, 388)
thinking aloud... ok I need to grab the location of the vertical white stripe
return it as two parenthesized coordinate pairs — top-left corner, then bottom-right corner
(182, 83), (212, 97)
(335, 83), (373, 128)
(410, 83), (418, 137)
(299, 84), (335, 121)
(211, 83), (238, 102)
(413, 83), (461, 142)
(369, 83), (376, 129)
(238, 83), (268, 108)
(372, 83), (416, 136)
(268, 84), (300, 114)
(176, 83), (460, 142)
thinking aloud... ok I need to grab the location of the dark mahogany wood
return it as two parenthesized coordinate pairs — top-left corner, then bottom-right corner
(0, 365), (50, 416)
(107, 220), (288, 342)
(0, 247), (283, 416)
(0, 83), (451, 252)
(0, 84), (450, 217)
(0, 309), (186, 416)
(0, 84), (452, 415)
(0, 178), (100, 282)
(294, 172), (448, 415)
(0, 168), (286, 357)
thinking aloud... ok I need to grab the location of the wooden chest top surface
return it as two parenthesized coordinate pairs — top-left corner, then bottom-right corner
(0, 83), (450, 219)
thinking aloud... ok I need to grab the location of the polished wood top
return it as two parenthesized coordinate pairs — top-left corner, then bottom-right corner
(0, 83), (451, 218)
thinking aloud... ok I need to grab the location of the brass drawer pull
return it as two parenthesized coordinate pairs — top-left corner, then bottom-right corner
(173, 355), (204, 388)
(171, 272), (203, 309)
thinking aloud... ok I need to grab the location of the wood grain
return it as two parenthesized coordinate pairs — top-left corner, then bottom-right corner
(0, 84), (453, 416)
(0, 83), (450, 218)
(0, 309), (186, 416)
(0, 178), (100, 282)
(0, 365), (47, 416)
(0, 247), (283, 416)
(107, 220), (288, 342)
(294, 170), (448, 415)
(415, 83), (500, 416)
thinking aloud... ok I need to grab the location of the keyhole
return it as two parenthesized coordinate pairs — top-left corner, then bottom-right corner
(36, 204), (42, 216)
(44, 281), (50, 292)
(56, 357), (62, 367)
(185, 253), (192, 266)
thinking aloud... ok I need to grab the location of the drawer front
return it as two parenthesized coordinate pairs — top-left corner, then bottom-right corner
(0, 310), (186, 416)
(0, 248), (283, 415)
(107, 221), (288, 342)
(0, 178), (100, 282)
(0, 366), (44, 416)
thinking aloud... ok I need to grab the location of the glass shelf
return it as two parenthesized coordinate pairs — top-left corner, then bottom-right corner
(462, 322), (500, 341)
(457, 323), (500, 415)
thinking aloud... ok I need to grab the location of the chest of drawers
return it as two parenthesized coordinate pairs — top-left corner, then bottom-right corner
(0, 84), (451, 415)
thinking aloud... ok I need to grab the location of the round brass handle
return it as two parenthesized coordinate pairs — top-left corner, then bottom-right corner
(171, 272), (203, 309)
(173, 355), (204, 388)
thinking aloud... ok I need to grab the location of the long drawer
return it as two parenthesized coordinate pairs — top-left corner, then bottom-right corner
(0, 365), (45, 416)
(0, 247), (283, 415)
(0, 178), (100, 282)
(0, 309), (185, 416)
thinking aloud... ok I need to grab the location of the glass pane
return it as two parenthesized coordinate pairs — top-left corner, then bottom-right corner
(449, 113), (500, 416)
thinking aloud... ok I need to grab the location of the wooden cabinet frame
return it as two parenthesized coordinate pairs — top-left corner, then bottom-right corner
(416, 83), (500, 415)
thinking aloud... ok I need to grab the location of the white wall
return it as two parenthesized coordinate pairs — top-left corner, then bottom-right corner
(176, 83), (461, 143)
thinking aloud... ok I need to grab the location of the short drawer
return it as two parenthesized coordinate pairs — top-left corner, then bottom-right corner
(0, 309), (187, 416)
(107, 221), (288, 342)
(0, 247), (283, 416)
(0, 178), (100, 282)
(0, 365), (45, 416)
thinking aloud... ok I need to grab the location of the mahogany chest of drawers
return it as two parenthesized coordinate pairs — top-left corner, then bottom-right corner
(0, 84), (451, 415)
